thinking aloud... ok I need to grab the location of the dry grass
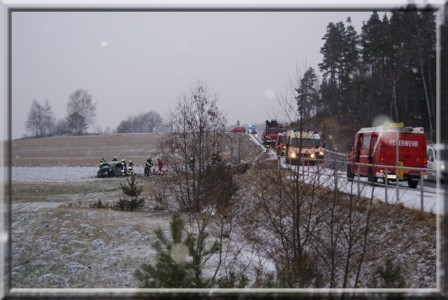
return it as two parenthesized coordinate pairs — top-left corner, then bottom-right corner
(11, 181), (120, 203)
(12, 133), (162, 166)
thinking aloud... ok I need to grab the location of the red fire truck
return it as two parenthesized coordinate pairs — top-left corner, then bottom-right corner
(275, 132), (287, 156)
(346, 122), (428, 188)
(261, 120), (286, 147)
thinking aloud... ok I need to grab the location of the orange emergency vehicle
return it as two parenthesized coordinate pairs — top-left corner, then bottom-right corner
(346, 122), (427, 188)
(284, 130), (325, 164)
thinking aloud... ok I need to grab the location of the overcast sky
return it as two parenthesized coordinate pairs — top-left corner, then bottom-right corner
(11, 9), (376, 139)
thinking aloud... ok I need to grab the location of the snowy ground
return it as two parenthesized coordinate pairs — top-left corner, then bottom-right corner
(9, 134), (439, 293)
(12, 166), (99, 182)
(12, 163), (444, 215)
(286, 165), (442, 214)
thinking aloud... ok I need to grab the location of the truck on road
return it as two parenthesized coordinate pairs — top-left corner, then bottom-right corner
(346, 122), (428, 188)
(261, 120), (286, 147)
(427, 143), (447, 182)
(282, 130), (325, 164)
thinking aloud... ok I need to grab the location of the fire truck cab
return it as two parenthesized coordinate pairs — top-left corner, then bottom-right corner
(275, 133), (287, 156)
(262, 120), (286, 147)
(346, 122), (428, 188)
(284, 130), (324, 164)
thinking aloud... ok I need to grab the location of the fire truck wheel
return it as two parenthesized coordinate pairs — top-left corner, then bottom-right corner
(368, 169), (376, 186)
(408, 179), (418, 189)
(346, 165), (354, 181)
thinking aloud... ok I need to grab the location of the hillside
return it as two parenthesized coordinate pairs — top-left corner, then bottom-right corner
(9, 133), (438, 294)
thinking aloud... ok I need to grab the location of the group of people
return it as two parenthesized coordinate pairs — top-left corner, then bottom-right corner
(99, 156), (163, 175)
(145, 157), (164, 175)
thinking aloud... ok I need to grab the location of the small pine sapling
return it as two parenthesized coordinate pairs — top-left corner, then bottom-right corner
(115, 174), (145, 211)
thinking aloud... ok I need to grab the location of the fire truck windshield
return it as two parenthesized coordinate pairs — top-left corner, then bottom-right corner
(267, 128), (285, 134)
(290, 138), (320, 147)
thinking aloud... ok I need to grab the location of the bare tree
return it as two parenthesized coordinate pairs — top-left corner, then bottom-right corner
(67, 88), (96, 132)
(159, 80), (237, 286)
(67, 112), (87, 134)
(116, 111), (163, 133)
(54, 118), (70, 135)
(161, 80), (228, 213)
(25, 99), (55, 137)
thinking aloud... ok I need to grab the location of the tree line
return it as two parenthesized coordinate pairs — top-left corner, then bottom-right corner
(24, 88), (164, 137)
(293, 6), (436, 146)
(25, 88), (97, 137)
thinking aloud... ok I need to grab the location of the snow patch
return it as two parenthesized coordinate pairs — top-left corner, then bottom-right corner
(65, 262), (88, 271)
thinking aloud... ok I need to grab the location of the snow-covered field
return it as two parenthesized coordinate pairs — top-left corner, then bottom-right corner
(12, 166), (98, 182)
(9, 134), (439, 294)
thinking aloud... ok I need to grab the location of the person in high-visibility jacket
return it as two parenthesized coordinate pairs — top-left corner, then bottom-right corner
(99, 158), (106, 167)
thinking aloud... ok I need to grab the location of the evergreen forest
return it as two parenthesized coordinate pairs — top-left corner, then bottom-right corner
(300, 6), (437, 144)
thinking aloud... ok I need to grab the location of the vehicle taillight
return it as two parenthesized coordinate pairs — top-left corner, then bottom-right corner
(423, 157), (427, 167)
(379, 169), (384, 173)
(380, 157), (384, 164)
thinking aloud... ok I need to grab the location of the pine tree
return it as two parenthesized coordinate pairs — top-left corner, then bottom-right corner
(134, 213), (221, 288)
(134, 214), (196, 288)
(202, 153), (238, 215)
(295, 67), (318, 119)
(370, 257), (406, 288)
(115, 174), (145, 211)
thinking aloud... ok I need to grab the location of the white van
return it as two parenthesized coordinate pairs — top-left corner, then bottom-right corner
(427, 143), (447, 182)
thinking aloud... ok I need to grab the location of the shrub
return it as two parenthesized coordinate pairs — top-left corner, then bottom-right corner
(114, 175), (145, 211)
(369, 257), (406, 288)
(134, 214), (196, 288)
(91, 199), (107, 209)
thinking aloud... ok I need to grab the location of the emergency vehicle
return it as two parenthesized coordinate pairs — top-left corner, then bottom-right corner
(346, 122), (428, 188)
(275, 133), (287, 156)
(261, 120), (286, 147)
(427, 143), (447, 181)
(284, 130), (325, 164)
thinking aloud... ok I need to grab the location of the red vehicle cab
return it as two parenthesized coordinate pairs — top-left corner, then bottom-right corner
(275, 133), (287, 156)
(262, 120), (286, 147)
(231, 126), (246, 133)
(346, 122), (428, 188)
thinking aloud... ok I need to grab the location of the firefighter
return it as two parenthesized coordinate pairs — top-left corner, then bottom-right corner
(211, 153), (218, 168)
(121, 159), (128, 176)
(99, 158), (106, 167)
(145, 157), (153, 175)
(128, 160), (134, 175)
(157, 158), (163, 175)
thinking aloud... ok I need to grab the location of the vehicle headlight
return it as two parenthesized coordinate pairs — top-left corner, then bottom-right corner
(291, 152), (297, 158)
(310, 153), (315, 158)
(319, 151), (324, 156)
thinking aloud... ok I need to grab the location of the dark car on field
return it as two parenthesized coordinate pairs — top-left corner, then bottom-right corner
(97, 161), (128, 178)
